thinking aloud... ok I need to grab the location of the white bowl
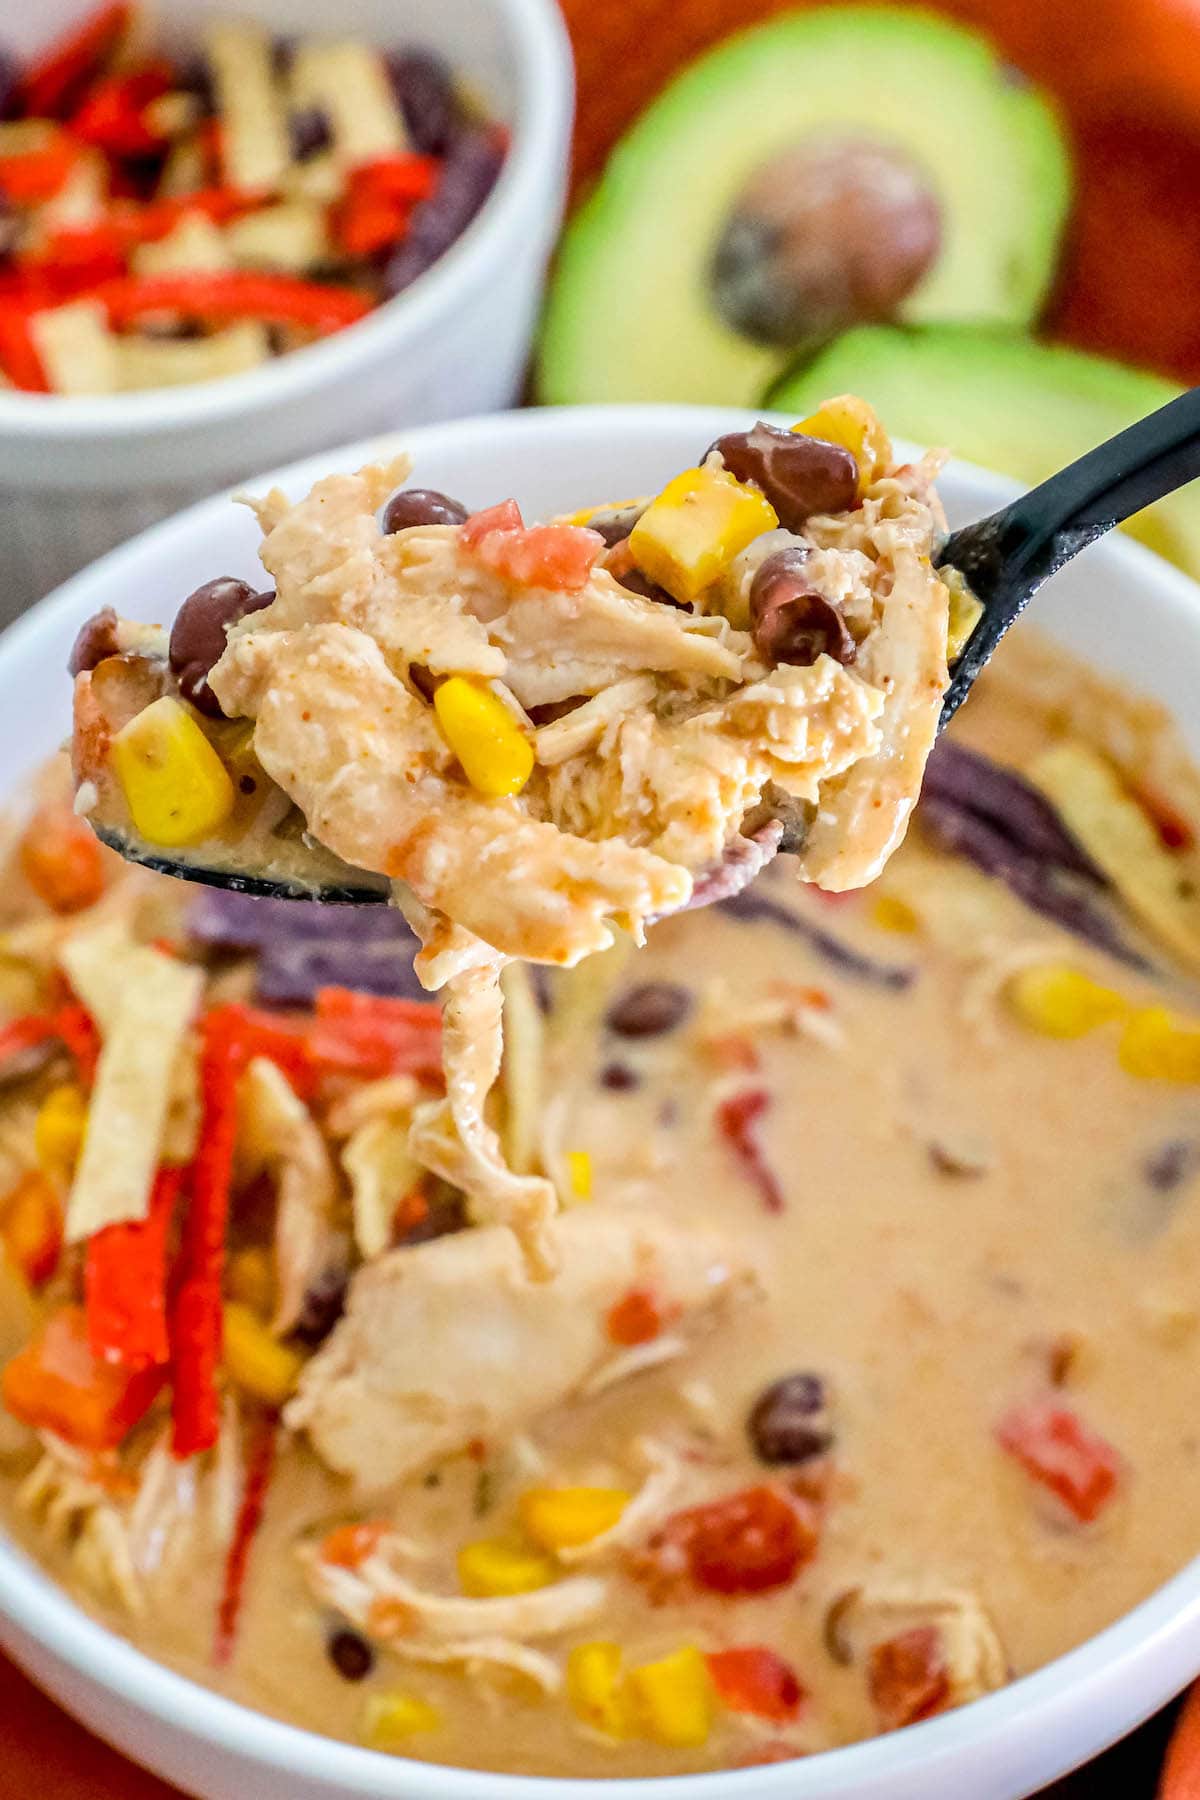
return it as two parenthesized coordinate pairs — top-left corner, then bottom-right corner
(0, 0), (573, 613)
(3, 405), (1200, 1799)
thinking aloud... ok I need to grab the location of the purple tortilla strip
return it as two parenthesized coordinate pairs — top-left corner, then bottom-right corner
(189, 888), (423, 1004)
(719, 889), (915, 990)
(923, 740), (1104, 882)
(919, 794), (1148, 970)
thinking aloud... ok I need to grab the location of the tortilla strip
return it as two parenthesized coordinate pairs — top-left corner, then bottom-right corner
(62, 938), (202, 1241)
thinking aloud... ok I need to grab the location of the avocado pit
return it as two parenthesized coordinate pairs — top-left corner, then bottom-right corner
(710, 136), (942, 348)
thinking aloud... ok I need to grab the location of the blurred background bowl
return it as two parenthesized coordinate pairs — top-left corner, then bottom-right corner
(0, 0), (573, 615)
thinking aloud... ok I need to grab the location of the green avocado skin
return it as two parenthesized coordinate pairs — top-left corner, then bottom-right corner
(770, 324), (1199, 578)
(538, 6), (1071, 407)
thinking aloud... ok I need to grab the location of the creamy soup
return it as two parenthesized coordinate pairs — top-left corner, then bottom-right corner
(4, 624), (1200, 1776)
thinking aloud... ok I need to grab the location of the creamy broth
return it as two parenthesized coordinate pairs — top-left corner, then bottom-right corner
(5, 627), (1200, 1774)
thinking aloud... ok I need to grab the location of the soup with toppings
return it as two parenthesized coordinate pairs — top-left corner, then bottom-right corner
(3, 622), (1200, 1775)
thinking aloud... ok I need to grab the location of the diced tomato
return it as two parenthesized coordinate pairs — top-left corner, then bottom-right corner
(20, 803), (106, 914)
(1, 1172), (63, 1287)
(319, 1519), (390, 1570)
(605, 1284), (665, 1346)
(707, 1646), (806, 1723)
(462, 500), (523, 547)
(393, 1187), (429, 1237)
(717, 1087), (785, 1213)
(996, 1398), (1122, 1525)
(17, 2), (131, 119)
(702, 1032), (761, 1073)
(635, 1485), (817, 1598)
(867, 1626), (950, 1730)
(2, 1305), (164, 1451)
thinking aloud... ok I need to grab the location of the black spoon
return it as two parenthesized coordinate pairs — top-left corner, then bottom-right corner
(96, 389), (1200, 902)
(937, 381), (1200, 726)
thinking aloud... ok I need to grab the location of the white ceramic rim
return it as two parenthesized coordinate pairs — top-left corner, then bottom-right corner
(0, 0), (573, 439)
(3, 404), (1200, 1796)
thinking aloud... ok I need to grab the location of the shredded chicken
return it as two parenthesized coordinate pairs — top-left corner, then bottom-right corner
(830, 1582), (1009, 1709)
(286, 1207), (751, 1490)
(302, 1529), (606, 1695)
(238, 1056), (340, 1334)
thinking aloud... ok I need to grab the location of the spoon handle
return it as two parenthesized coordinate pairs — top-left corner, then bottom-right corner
(937, 384), (1200, 726)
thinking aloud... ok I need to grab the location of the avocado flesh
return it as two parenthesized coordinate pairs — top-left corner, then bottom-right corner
(539, 6), (1070, 406)
(770, 324), (1200, 578)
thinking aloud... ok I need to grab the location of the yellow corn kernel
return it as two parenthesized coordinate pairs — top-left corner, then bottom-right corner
(34, 1083), (88, 1178)
(457, 1538), (558, 1598)
(433, 676), (534, 798)
(567, 1641), (635, 1739)
(794, 394), (891, 495)
(519, 1485), (630, 1551)
(1119, 1005), (1200, 1083)
(226, 1246), (275, 1318)
(629, 465), (778, 604)
(221, 1301), (304, 1405)
(362, 1692), (441, 1747)
(112, 696), (236, 848)
(943, 566), (985, 661)
(629, 1645), (714, 1748)
(1007, 965), (1126, 1039)
(565, 1149), (593, 1201)
(870, 894), (920, 935)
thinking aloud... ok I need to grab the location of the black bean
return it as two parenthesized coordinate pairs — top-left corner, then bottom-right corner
(749, 548), (856, 667)
(328, 1627), (375, 1681)
(68, 607), (121, 677)
(382, 487), (469, 533)
(398, 1187), (467, 1246)
(614, 562), (678, 607)
(290, 1266), (349, 1348)
(586, 504), (646, 549)
(748, 1372), (833, 1466)
(289, 105), (332, 162)
(1145, 1139), (1200, 1193)
(175, 53), (215, 117)
(386, 48), (460, 156)
(599, 1061), (640, 1092)
(169, 578), (275, 716)
(707, 422), (858, 528)
(382, 127), (503, 297)
(606, 982), (692, 1039)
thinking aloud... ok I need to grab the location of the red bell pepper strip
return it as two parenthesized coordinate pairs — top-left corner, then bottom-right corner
(94, 272), (374, 335)
(308, 986), (443, 1083)
(37, 190), (260, 278)
(0, 133), (81, 206)
(86, 1165), (183, 1370)
(995, 1398), (1122, 1525)
(17, 2), (131, 120)
(2, 1305), (165, 1452)
(716, 1087), (785, 1213)
(0, 306), (49, 393)
(332, 155), (440, 259)
(203, 1001), (316, 1098)
(351, 154), (441, 205)
(1, 1172), (64, 1287)
(867, 1626), (950, 1729)
(170, 1011), (244, 1458)
(213, 1405), (279, 1665)
(70, 66), (173, 159)
(0, 1004), (100, 1085)
(707, 1646), (806, 1724)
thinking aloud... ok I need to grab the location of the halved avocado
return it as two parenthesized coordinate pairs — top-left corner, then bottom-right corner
(769, 323), (1200, 577)
(539, 7), (1070, 406)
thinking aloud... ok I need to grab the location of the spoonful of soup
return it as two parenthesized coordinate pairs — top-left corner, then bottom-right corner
(69, 388), (1200, 933)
